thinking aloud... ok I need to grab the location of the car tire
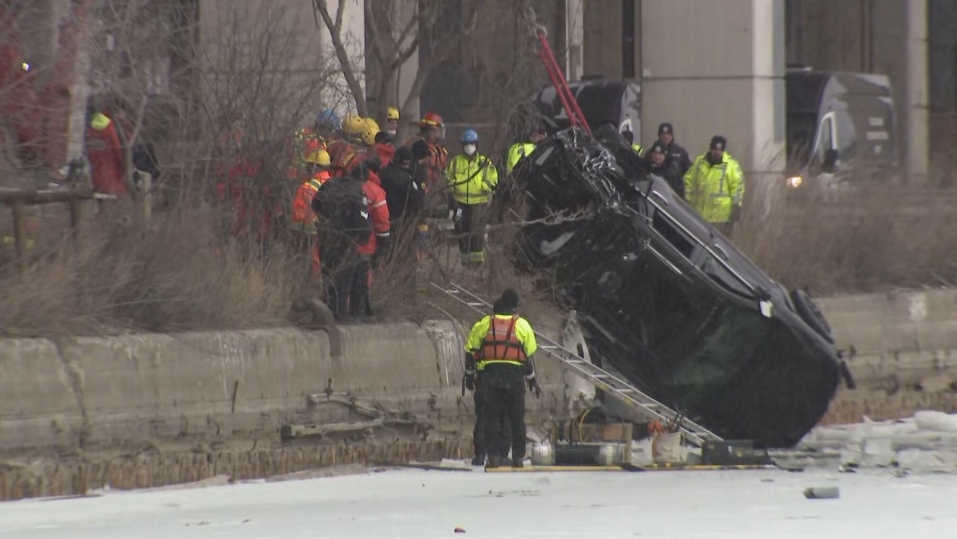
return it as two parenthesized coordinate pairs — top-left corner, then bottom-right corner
(790, 289), (835, 344)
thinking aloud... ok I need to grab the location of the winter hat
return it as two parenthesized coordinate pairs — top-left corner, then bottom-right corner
(649, 141), (668, 154)
(499, 288), (520, 311)
(658, 123), (673, 136)
(412, 139), (431, 161)
(710, 135), (727, 151)
(393, 146), (414, 166)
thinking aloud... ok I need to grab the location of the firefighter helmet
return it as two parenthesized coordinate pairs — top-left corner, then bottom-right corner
(419, 112), (443, 128)
(342, 113), (365, 137)
(361, 118), (381, 146)
(305, 149), (331, 166)
(386, 107), (400, 121)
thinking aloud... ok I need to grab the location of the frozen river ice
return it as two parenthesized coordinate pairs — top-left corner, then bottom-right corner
(1, 465), (955, 538)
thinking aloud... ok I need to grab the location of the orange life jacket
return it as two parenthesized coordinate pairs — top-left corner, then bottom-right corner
(478, 316), (527, 363)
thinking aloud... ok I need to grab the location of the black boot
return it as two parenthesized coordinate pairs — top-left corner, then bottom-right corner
(512, 457), (524, 468)
(486, 454), (500, 469)
(471, 454), (486, 466)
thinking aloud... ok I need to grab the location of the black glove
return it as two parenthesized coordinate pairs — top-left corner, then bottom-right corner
(527, 378), (541, 399)
(464, 374), (476, 392)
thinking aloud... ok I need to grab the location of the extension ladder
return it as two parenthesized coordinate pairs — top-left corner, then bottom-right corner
(431, 282), (723, 447)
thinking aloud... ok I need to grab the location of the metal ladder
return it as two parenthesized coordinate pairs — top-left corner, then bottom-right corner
(431, 282), (724, 447)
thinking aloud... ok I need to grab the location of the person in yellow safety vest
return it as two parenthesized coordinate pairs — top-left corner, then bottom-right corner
(505, 124), (546, 174)
(622, 130), (642, 156)
(464, 288), (541, 469)
(683, 135), (745, 235)
(446, 128), (498, 267)
(384, 107), (399, 137)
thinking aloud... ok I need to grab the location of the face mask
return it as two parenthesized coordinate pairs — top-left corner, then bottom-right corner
(385, 129), (396, 136)
(463, 144), (477, 156)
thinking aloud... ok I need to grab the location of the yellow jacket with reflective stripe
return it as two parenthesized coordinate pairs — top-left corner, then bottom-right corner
(507, 142), (536, 173)
(465, 314), (538, 370)
(446, 154), (498, 205)
(683, 152), (744, 223)
(632, 143), (643, 156)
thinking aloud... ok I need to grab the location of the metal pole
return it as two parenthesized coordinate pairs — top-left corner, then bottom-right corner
(905, 0), (929, 182)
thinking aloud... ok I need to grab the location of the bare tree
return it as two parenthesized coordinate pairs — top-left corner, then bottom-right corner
(312, 0), (368, 116)
(313, 0), (478, 134)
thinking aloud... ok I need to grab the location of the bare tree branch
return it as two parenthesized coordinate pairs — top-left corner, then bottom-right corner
(334, 0), (345, 35)
(314, 0), (367, 115)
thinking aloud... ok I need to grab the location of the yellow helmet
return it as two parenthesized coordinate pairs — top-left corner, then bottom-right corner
(305, 149), (331, 166)
(386, 107), (399, 121)
(361, 118), (381, 146)
(341, 113), (365, 137)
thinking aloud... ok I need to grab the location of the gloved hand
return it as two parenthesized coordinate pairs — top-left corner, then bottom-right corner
(464, 374), (476, 392)
(527, 378), (541, 399)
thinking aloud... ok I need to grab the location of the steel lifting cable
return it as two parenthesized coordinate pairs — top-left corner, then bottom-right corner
(522, 6), (592, 135)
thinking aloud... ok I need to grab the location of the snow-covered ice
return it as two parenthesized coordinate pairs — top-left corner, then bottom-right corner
(4, 412), (957, 538)
(1, 466), (956, 538)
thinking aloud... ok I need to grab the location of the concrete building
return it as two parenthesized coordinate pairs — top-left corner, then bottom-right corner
(198, 0), (364, 128)
(581, 0), (944, 182)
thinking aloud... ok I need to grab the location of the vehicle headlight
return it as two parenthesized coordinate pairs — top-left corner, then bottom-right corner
(786, 176), (803, 189)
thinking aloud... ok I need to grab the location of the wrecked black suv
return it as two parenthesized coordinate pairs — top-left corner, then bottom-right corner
(513, 126), (845, 448)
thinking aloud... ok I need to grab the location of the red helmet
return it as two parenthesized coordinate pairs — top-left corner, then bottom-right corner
(419, 112), (443, 128)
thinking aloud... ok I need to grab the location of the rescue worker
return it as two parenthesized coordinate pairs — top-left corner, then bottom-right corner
(684, 135), (745, 235)
(311, 166), (369, 321)
(446, 128), (498, 267)
(622, 130), (643, 156)
(384, 106), (400, 137)
(645, 141), (684, 198)
(314, 109), (341, 146)
(656, 122), (692, 176)
(377, 146), (426, 300)
(464, 297), (513, 466)
(289, 149), (331, 268)
(356, 161), (391, 312)
(379, 146), (426, 238)
(285, 129), (322, 181)
(411, 140), (433, 252)
(405, 112), (448, 190)
(505, 124), (546, 175)
(86, 111), (128, 195)
(341, 113), (366, 145)
(368, 122), (395, 168)
(326, 114), (366, 177)
(464, 288), (541, 469)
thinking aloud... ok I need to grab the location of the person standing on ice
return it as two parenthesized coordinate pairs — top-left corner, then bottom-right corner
(464, 288), (541, 469)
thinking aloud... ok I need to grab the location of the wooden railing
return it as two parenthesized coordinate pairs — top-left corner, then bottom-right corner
(0, 187), (112, 274)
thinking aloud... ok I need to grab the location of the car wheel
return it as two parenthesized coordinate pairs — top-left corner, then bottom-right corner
(790, 289), (835, 344)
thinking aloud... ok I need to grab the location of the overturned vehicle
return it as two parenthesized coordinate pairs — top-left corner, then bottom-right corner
(513, 126), (846, 448)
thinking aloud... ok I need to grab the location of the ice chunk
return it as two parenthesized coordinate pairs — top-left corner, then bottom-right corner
(861, 438), (895, 467)
(914, 411), (957, 433)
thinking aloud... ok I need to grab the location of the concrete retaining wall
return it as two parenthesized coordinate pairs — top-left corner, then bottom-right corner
(4, 288), (957, 458)
(0, 321), (570, 453)
(818, 288), (957, 424)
